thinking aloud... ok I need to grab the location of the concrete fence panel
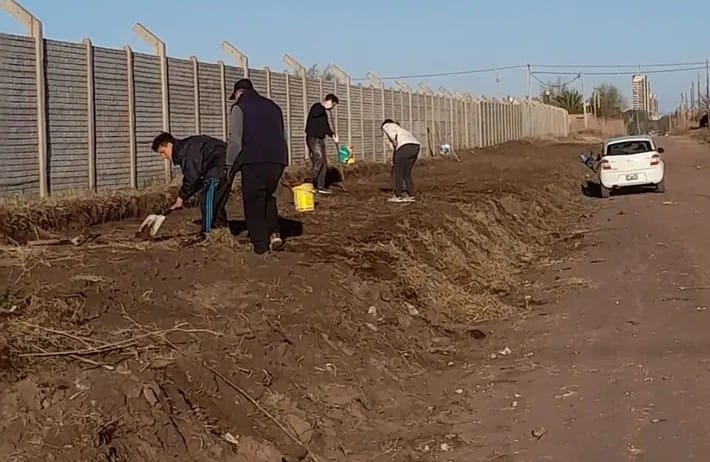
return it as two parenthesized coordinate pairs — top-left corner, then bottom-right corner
(0, 30), (569, 198)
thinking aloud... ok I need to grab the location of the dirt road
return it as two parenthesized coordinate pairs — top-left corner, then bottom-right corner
(460, 136), (710, 461)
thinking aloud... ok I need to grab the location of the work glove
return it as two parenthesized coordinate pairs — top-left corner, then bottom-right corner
(170, 196), (184, 211)
(332, 134), (339, 144)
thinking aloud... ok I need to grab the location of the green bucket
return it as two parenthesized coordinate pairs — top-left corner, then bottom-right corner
(337, 145), (352, 164)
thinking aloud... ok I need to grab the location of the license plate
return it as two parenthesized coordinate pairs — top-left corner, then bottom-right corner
(626, 174), (638, 181)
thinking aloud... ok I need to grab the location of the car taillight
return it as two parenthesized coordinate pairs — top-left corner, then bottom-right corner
(650, 154), (661, 166)
(601, 160), (612, 170)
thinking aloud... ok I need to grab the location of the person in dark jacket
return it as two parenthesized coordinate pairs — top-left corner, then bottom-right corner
(305, 94), (339, 194)
(151, 132), (229, 238)
(227, 78), (289, 254)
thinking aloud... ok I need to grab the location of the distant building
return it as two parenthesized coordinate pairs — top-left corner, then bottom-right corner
(632, 74), (651, 115)
(649, 93), (659, 120)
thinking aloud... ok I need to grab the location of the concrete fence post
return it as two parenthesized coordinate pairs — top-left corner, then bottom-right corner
(124, 45), (137, 189)
(283, 54), (308, 163)
(221, 41), (249, 78)
(366, 72), (386, 161)
(394, 80), (413, 133)
(370, 87), (377, 162)
(133, 22), (171, 182)
(1, 0), (48, 196)
(463, 97), (470, 147)
(218, 61), (227, 140)
(418, 84), (434, 153)
(82, 38), (97, 191)
(190, 56), (201, 133)
(392, 89), (404, 123)
(264, 66), (272, 98)
(325, 64), (352, 148)
(453, 97), (457, 147)
(439, 87), (454, 146)
(284, 72), (292, 164)
(359, 86), (365, 158)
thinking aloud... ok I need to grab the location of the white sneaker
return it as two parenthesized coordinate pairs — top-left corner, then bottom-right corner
(317, 189), (332, 195)
(269, 233), (284, 251)
(387, 196), (406, 203)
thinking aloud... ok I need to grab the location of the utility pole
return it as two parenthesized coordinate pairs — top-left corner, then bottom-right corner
(527, 64), (532, 101)
(698, 74), (702, 108)
(581, 72), (588, 128)
(691, 81), (695, 112)
(596, 89), (601, 117)
(705, 59), (709, 113)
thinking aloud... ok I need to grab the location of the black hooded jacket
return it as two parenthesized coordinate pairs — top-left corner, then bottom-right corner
(172, 135), (226, 200)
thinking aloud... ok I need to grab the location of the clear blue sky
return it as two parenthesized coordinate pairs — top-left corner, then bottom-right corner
(1, 0), (706, 113)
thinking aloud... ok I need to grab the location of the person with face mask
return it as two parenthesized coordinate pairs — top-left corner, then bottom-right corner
(305, 93), (339, 194)
(150, 132), (228, 239)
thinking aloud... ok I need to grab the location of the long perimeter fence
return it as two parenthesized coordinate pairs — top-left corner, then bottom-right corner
(0, 2), (569, 198)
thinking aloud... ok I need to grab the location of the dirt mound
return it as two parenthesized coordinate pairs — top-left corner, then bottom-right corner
(0, 190), (175, 245)
(0, 141), (595, 461)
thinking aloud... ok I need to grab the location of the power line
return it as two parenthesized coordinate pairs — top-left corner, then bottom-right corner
(531, 72), (580, 88)
(532, 66), (707, 76)
(354, 62), (708, 81)
(351, 64), (527, 81)
(533, 61), (706, 69)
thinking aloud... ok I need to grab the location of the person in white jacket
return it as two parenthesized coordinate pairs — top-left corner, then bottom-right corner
(381, 119), (420, 202)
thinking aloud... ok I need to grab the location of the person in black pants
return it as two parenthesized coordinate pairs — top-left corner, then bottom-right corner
(305, 94), (339, 194)
(381, 119), (420, 203)
(226, 78), (289, 254)
(151, 132), (229, 238)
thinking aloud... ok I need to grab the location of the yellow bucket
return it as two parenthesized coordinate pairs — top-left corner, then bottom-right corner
(292, 183), (316, 212)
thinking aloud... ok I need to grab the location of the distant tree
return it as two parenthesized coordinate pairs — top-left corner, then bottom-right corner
(591, 83), (626, 118)
(539, 77), (568, 105)
(552, 88), (584, 114)
(306, 64), (337, 81)
(306, 64), (320, 79)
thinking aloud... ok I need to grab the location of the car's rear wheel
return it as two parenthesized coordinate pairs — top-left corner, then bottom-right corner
(656, 180), (665, 193)
(600, 184), (611, 198)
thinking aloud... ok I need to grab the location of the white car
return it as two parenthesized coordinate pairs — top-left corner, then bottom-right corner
(595, 135), (665, 198)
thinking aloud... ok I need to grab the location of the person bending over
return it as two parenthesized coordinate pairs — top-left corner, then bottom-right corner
(151, 132), (229, 238)
(381, 119), (420, 203)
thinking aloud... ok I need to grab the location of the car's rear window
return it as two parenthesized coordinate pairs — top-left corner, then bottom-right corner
(605, 141), (654, 155)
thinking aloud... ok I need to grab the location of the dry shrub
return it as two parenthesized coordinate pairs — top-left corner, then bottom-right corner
(353, 178), (582, 324)
(688, 128), (710, 143)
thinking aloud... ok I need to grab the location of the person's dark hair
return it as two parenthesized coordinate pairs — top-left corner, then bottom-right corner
(229, 78), (255, 100)
(151, 132), (175, 152)
(324, 93), (339, 104)
(234, 78), (254, 90)
(381, 118), (396, 127)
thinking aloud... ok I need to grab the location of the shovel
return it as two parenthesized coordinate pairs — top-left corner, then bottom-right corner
(137, 208), (175, 238)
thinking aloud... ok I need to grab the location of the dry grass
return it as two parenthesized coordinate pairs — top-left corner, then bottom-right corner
(339, 179), (583, 325)
(0, 188), (176, 244)
(688, 128), (710, 143)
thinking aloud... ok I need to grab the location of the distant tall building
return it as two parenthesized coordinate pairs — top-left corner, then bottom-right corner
(632, 74), (651, 115)
(649, 93), (659, 120)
